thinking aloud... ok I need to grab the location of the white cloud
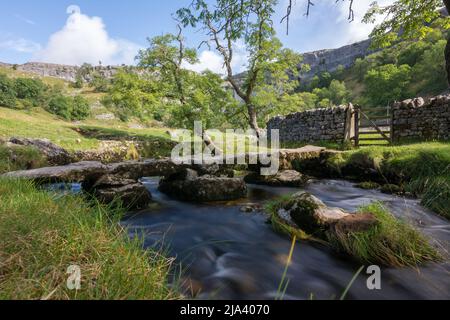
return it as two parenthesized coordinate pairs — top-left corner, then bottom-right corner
(0, 38), (41, 53)
(184, 50), (226, 74)
(277, 0), (394, 52)
(336, 0), (394, 45)
(34, 6), (142, 66)
(184, 41), (248, 75)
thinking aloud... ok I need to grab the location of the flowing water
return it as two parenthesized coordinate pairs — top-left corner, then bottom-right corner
(121, 178), (450, 300)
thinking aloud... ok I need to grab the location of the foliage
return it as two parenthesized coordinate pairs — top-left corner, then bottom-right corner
(363, 1), (449, 49)
(71, 96), (91, 120)
(104, 32), (238, 129)
(364, 64), (412, 106)
(102, 70), (162, 122)
(0, 74), (17, 108)
(46, 94), (91, 121)
(312, 80), (350, 107)
(14, 78), (46, 106)
(177, 0), (303, 132)
(90, 72), (110, 93)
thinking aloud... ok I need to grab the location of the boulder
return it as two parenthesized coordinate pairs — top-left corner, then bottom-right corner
(276, 192), (350, 234)
(88, 174), (152, 210)
(159, 169), (247, 202)
(355, 181), (381, 190)
(274, 192), (380, 238)
(380, 184), (403, 195)
(244, 170), (309, 187)
(9, 137), (72, 165)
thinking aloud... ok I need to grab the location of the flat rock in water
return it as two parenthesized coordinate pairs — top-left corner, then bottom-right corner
(94, 183), (152, 210)
(2, 161), (109, 183)
(245, 170), (309, 187)
(159, 173), (247, 202)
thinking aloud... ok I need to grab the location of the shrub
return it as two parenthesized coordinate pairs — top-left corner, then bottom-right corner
(46, 95), (91, 121)
(47, 95), (72, 120)
(14, 78), (46, 101)
(0, 74), (17, 108)
(72, 75), (84, 89)
(71, 96), (91, 120)
(91, 73), (109, 92)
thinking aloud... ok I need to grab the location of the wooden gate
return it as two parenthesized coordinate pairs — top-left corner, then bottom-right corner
(353, 105), (392, 147)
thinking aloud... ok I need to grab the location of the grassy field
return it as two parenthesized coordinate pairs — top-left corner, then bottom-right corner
(0, 107), (172, 152)
(0, 178), (178, 300)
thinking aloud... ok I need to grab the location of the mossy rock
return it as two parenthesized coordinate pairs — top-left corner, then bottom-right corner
(355, 181), (381, 190)
(285, 196), (321, 235)
(380, 184), (403, 195)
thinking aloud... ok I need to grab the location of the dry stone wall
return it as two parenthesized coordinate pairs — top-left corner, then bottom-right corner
(267, 105), (352, 143)
(392, 96), (450, 141)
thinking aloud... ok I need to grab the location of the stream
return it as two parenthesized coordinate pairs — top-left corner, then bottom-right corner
(121, 178), (450, 300)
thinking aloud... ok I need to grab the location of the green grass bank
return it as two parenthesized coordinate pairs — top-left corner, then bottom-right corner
(0, 178), (177, 300)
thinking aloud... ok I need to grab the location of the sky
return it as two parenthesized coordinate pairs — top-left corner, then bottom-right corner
(0, 0), (392, 73)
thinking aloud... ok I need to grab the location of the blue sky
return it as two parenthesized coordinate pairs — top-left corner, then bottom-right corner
(0, 0), (389, 72)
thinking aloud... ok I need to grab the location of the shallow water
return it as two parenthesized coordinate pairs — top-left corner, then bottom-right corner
(121, 178), (450, 300)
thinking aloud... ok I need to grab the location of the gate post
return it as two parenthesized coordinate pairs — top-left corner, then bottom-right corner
(354, 105), (360, 147)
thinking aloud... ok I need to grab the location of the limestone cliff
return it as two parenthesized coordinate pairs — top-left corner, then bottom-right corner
(300, 39), (374, 81)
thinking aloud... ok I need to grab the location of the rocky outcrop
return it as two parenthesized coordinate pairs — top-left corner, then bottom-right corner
(87, 174), (151, 210)
(244, 170), (309, 187)
(299, 39), (374, 82)
(8, 137), (73, 165)
(1, 62), (119, 82)
(159, 168), (247, 202)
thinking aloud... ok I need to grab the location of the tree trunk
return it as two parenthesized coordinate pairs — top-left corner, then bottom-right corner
(247, 103), (262, 138)
(444, 0), (450, 86)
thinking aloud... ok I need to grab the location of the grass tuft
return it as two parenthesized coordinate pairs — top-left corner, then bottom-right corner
(266, 196), (441, 267)
(328, 202), (442, 267)
(0, 178), (177, 300)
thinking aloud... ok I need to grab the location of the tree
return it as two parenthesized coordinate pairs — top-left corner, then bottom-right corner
(14, 78), (46, 107)
(46, 95), (91, 121)
(137, 28), (239, 153)
(102, 70), (161, 122)
(90, 73), (110, 93)
(137, 27), (198, 107)
(177, 0), (302, 136)
(0, 74), (17, 108)
(412, 39), (448, 94)
(364, 64), (412, 106)
(363, 0), (450, 86)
